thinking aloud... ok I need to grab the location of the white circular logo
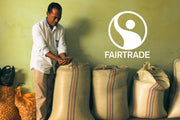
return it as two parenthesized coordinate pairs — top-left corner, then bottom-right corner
(108, 11), (148, 50)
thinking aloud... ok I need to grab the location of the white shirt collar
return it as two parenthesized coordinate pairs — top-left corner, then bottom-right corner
(44, 18), (57, 32)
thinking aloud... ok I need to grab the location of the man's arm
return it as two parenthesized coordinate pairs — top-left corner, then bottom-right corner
(59, 53), (72, 64)
(32, 24), (50, 57)
(59, 53), (66, 59)
(46, 52), (66, 65)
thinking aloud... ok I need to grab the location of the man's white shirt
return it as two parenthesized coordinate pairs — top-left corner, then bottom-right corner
(30, 18), (66, 74)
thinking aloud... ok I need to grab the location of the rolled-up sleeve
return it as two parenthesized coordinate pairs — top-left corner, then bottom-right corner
(58, 28), (67, 54)
(32, 24), (49, 57)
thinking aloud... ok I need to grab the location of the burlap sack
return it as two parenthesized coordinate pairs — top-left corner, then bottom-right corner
(15, 86), (36, 120)
(0, 85), (21, 120)
(168, 59), (180, 118)
(92, 65), (129, 120)
(130, 62), (170, 118)
(48, 62), (94, 120)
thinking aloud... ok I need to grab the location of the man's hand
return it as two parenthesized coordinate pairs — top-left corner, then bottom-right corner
(59, 53), (72, 65)
(64, 57), (72, 64)
(57, 58), (66, 65)
(57, 57), (72, 65)
(46, 52), (72, 65)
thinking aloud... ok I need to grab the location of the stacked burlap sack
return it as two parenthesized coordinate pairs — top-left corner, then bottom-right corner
(168, 59), (180, 118)
(0, 85), (21, 120)
(92, 65), (129, 120)
(0, 65), (36, 120)
(130, 62), (170, 118)
(15, 86), (36, 120)
(0, 65), (21, 120)
(49, 62), (94, 120)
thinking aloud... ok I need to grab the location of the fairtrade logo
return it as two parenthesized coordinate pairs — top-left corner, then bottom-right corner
(108, 11), (147, 50)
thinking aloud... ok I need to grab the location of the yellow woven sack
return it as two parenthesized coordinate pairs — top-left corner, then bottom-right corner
(130, 62), (170, 118)
(15, 86), (36, 120)
(168, 59), (180, 118)
(49, 62), (94, 120)
(92, 65), (129, 120)
(0, 85), (21, 120)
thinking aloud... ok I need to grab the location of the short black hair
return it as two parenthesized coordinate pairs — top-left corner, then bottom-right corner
(47, 2), (62, 14)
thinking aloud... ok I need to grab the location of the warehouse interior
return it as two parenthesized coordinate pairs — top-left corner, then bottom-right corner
(0, 0), (180, 119)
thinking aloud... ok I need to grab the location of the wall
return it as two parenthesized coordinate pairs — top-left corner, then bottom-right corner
(0, 0), (180, 93)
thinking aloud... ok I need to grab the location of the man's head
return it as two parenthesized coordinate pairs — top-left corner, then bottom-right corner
(46, 2), (62, 28)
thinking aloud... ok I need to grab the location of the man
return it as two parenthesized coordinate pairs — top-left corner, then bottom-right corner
(30, 2), (71, 120)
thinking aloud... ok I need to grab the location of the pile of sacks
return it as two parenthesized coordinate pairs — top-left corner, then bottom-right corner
(49, 60), (180, 120)
(0, 65), (36, 120)
(49, 62), (129, 120)
(1, 59), (180, 120)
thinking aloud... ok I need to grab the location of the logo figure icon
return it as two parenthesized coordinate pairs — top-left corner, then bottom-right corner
(108, 11), (147, 50)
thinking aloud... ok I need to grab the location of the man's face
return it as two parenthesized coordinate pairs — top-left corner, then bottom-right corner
(46, 8), (61, 28)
